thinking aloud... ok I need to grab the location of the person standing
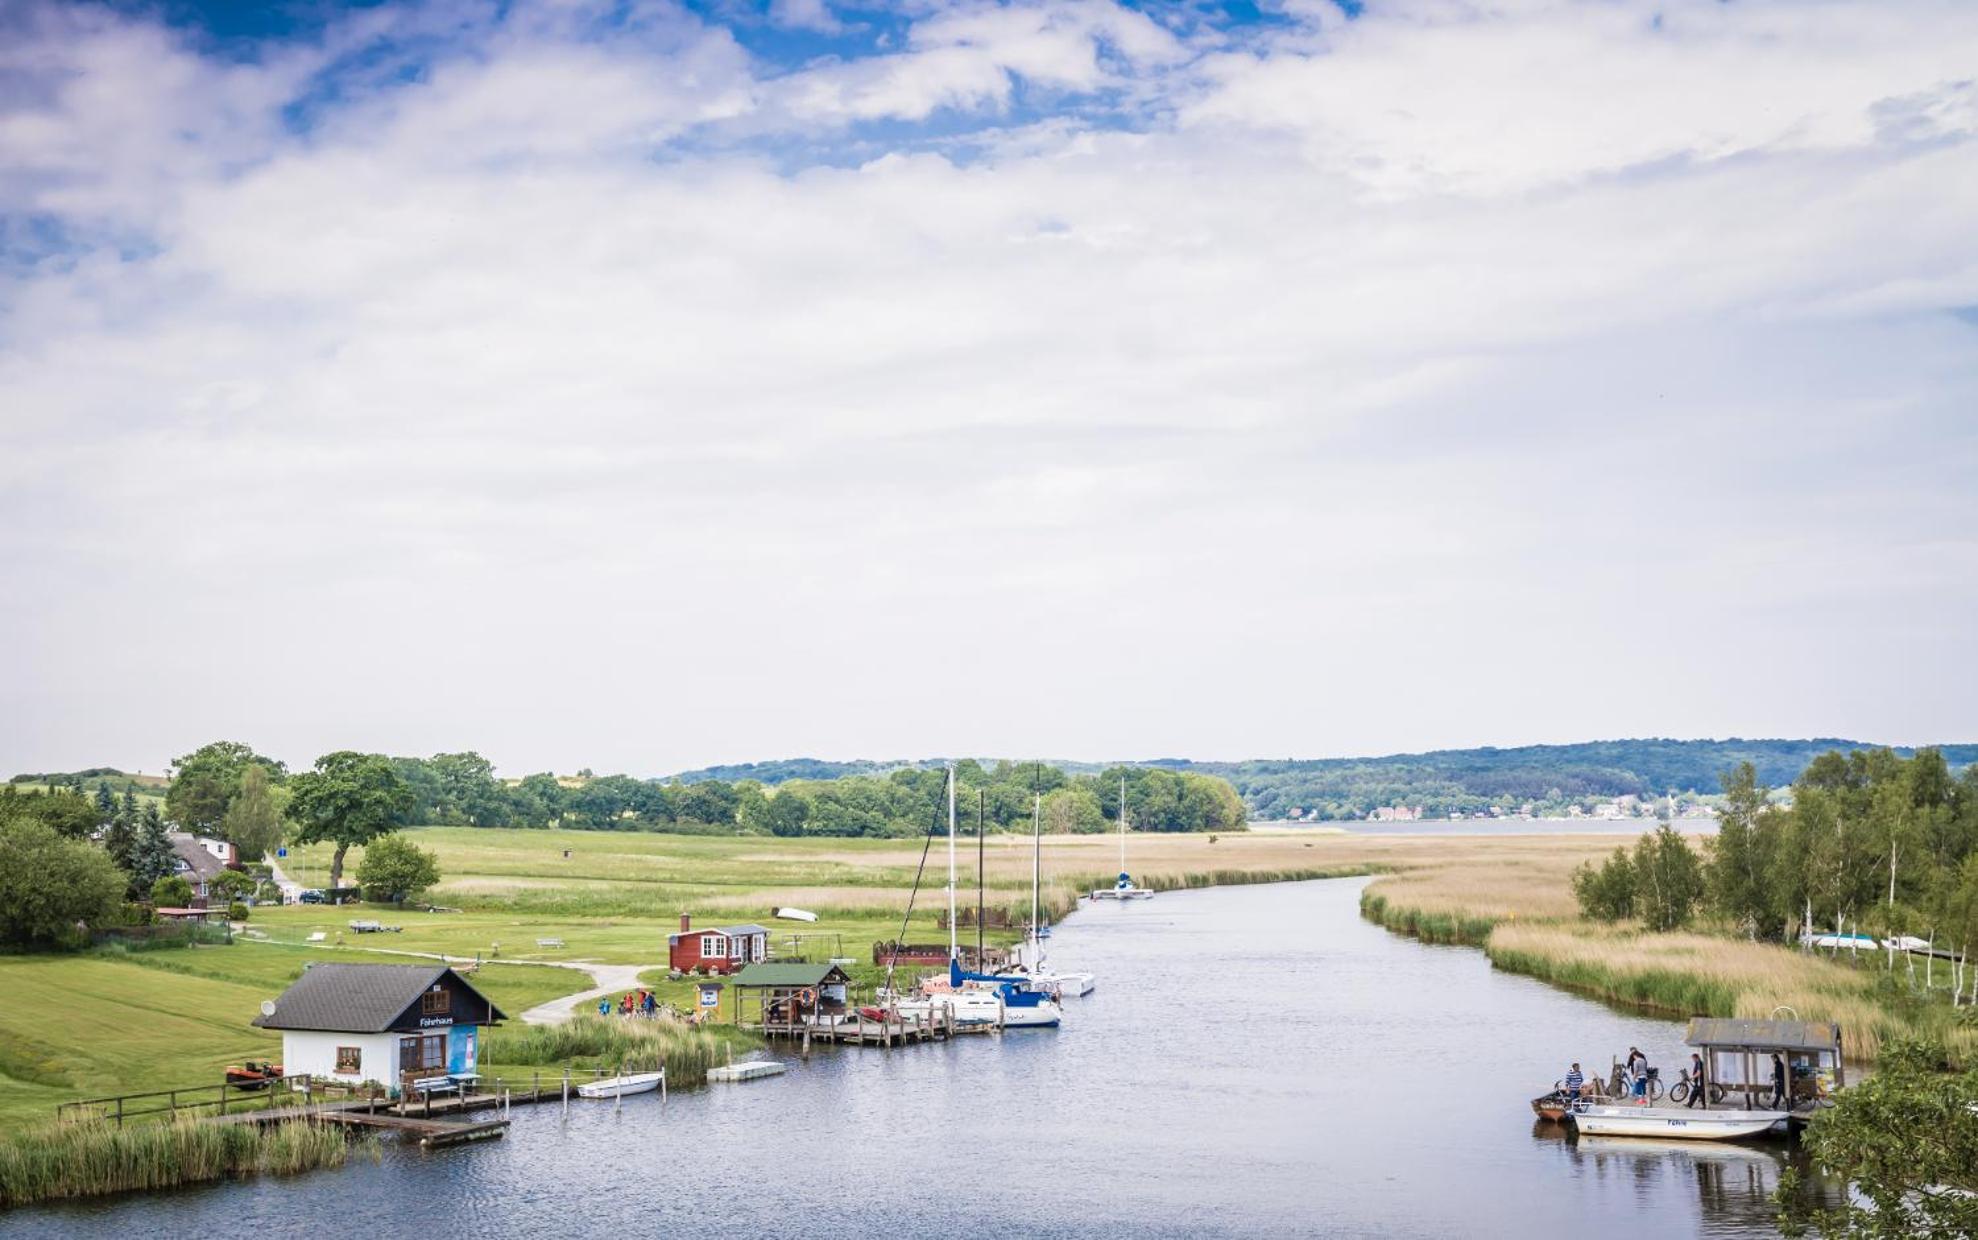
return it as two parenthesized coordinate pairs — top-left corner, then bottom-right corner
(1686, 1051), (1706, 1109)
(1563, 1062), (1585, 1104)
(1769, 1053), (1788, 1109)
(1626, 1047), (1648, 1104)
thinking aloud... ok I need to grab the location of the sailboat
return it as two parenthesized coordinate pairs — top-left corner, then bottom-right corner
(1013, 765), (1094, 996)
(892, 766), (1063, 1029)
(942, 769), (1063, 1029)
(1090, 774), (1154, 900)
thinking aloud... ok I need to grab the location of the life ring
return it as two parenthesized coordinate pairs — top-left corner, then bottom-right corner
(797, 988), (817, 1006)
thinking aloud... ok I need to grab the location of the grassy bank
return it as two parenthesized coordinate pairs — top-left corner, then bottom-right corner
(0, 1118), (369, 1209)
(482, 1015), (752, 1086)
(1360, 882), (1978, 1065)
(0, 944), (589, 1126)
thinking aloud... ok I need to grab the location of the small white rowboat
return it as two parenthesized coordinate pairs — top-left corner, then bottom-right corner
(1570, 1104), (1783, 1140)
(576, 1071), (664, 1099)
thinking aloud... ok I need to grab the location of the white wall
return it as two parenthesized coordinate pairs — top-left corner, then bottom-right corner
(282, 1030), (401, 1088)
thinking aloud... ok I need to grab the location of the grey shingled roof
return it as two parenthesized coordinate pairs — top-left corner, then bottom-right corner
(717, 924), (770, 937)
(1686, 1018), (1842, 1053)
(252, 963), (505, 1033)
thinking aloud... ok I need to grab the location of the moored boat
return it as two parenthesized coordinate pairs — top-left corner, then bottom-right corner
(576, 1071), (664, 1099)
(1568, 1104), (1783, 1140)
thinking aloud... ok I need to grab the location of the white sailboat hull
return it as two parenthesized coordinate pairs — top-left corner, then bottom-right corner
(998, 1000), (1062, 1029)
(1570, 1105), (1784, 1140)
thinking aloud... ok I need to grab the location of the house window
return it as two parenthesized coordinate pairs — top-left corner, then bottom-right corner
(700, 934), (724, 958)
(422, 988), (449, 1016)
(399, 1034), (446, 1073)
(335, 1046), (361, 1074)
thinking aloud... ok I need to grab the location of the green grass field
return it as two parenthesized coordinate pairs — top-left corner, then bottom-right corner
(4, 823), (1345, 1130)
(0, 943), (588, 1128)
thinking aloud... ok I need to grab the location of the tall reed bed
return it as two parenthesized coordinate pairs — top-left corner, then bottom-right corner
(0, 1118), (366, 1209)
(1358, 890), (1496, 946)
(480, 1015), (746, 1085)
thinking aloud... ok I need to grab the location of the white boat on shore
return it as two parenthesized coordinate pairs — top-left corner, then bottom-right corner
(1569, 1104), (1783, 1140)
(576, 1071), (665, 1099)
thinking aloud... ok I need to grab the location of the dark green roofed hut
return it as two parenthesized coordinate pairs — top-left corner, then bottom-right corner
(730, 961), (853, 1031)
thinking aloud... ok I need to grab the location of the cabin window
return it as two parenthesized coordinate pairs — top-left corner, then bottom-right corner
(335, 1046), (361, 1074)
(422, 989), (449, 1016)
(400, 1034), (446, 1073)
(701, 934), (724, 957)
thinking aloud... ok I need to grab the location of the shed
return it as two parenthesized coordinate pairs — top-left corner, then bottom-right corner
(730, 962), (852, 1031)
(1684, 1017), (1845, 1110)
(668, 914), (770, 975)
(252, 963), (506, 1092)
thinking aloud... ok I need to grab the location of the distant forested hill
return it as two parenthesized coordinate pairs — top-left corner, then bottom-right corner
(668, 739), (1978, 821)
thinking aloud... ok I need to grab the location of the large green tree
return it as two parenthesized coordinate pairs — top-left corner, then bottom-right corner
(1708, 762), (1782, 938)
(0, 818), (126, 947)
(128, 803), (175, 898)
(166, 740), (286, 836)
(356, 834), (441, 905)
(283, 751), (414, 890)
(219, 764), (283, 861)
(1778, 1039), (1978, 1238)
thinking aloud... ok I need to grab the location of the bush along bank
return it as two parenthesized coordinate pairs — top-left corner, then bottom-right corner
(0, 1118), (371, 1209)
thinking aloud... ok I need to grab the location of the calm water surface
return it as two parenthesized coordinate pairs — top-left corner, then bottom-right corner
(13, 878), (1818, 1238)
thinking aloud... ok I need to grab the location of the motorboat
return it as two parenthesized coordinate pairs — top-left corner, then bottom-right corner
(576, 1071), (665, 1099)
(1568, 1103), (1784, 1140)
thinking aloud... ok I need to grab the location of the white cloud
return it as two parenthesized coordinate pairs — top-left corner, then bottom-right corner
(1, 0), (1975, 774)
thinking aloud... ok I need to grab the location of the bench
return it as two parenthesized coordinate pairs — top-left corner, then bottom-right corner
(536, 937), (565, 949)
(409, 1076), (459, 1098)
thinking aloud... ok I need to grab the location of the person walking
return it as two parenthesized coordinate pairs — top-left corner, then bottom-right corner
(1685, 1051), (1706, 1109)
(1769, 1053), (1788, 1109)
(1563, 1062), (1585, 1104)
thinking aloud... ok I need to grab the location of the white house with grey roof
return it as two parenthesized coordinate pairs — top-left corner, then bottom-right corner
(252, 963), (505, 1091)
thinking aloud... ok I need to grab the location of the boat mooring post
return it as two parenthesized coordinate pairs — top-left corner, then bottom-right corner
(562, 1069), (569, 1110)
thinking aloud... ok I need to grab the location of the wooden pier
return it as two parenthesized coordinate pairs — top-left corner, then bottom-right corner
(220, 1102), (510, 1148)
(743, 1011), (994, 1046)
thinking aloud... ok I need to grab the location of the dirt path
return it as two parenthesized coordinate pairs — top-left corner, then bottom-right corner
(519, 963), (654, 1025)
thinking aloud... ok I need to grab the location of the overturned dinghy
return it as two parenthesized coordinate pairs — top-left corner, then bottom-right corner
(1569, 1104), (1783, 1140)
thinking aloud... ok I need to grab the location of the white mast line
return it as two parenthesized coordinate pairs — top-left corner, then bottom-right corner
(1031, 766), (1043, 966)
(946, 763), (958, 963)
(1119, 773), (1128, 875)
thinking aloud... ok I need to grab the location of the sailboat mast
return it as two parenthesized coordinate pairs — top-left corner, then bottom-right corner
(1031, 763), (1042, 955)
(1119, 773), (1128, 873)
(946, 764), (958, 963)
(977, 789), (986, 969)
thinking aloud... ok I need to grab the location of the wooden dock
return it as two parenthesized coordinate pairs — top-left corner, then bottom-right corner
(218, 1102), (510, 1148)
(744, 1012), (992, 1046)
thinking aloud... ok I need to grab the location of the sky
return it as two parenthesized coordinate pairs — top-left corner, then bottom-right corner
(2, 0), (1976, 779)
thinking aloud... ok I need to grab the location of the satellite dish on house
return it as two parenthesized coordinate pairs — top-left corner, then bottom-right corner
(260, 1000), (277, 1017)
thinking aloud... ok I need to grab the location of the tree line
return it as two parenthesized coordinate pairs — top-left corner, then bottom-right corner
(146, 745), (1250, 847)
(1573, 748), (1978, 992)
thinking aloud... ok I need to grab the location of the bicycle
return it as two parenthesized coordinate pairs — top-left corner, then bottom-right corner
(1667, 1069), (1727, 1105)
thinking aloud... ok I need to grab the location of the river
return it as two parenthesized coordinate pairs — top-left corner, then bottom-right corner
(12, 878), (1827, 1238)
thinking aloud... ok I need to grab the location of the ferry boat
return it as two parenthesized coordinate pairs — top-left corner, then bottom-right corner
(1569, 1104), (1783, 1140)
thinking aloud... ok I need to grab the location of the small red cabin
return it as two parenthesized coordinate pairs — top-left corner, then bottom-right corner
(668, 915), (770, 975)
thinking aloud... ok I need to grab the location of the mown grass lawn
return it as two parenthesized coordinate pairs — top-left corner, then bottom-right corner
(0, 943), (589, 1128)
